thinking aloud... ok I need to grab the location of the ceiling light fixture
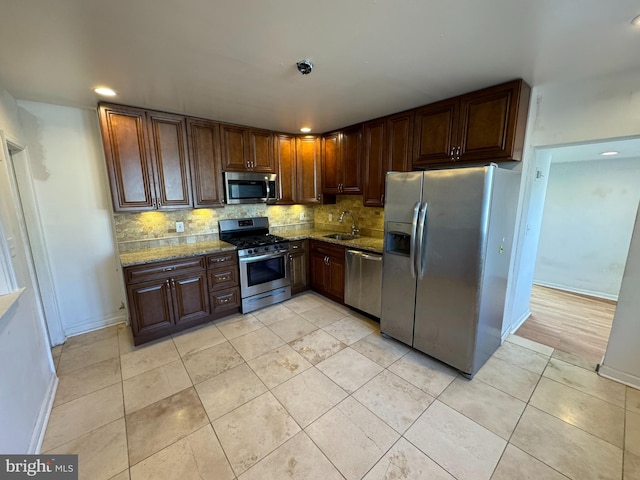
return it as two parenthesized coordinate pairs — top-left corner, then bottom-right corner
(94, 87), (117, 97)
(600, 151), (619, 156)
(300, 127), (311, 133)
(632, 14), (640, 26)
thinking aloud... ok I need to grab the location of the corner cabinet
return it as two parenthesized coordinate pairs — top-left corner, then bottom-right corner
(413, 79), (531, 168)
(221, 124), (275, 173)
(99, 104), (192, 212)
(322, 125), (363, 195)
(363, 111), (413, 207)
(310, 240), (345, 304)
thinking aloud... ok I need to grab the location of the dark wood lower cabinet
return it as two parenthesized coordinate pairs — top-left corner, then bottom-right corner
(289, 240), (309, 294)
(309, 240), (345, 304)
(124, 251), (240, 346)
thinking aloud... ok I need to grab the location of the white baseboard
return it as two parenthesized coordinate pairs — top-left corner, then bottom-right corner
(533, 281), (618, 301)
(30, 373), (58, 453)
(64, 314), (128, 337)
(501, 309), (532, 343)
(598, 362), (640, 390)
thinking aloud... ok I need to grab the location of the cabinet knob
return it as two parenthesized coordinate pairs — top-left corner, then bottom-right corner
(165, 280), (170, 288)
(171, 279), (176, 289)
(317, 195), (321, 201)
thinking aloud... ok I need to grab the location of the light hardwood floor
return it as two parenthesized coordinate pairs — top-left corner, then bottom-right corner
(515, 284), (616, 364)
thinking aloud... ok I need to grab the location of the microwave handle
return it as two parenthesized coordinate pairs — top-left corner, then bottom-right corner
(265, 178), (271, 200)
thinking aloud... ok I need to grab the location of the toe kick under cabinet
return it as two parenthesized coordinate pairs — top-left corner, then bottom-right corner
(124, 251), (240, 345)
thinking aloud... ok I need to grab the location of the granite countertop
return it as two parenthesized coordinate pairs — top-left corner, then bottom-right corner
(277, 228), (384, 254)
(120, 240), (236, 267)
(120, 230), (384, 267)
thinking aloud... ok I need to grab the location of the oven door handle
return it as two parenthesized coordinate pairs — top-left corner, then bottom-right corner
(240, 251), (288, 263)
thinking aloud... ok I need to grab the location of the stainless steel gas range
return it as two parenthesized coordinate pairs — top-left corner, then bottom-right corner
(219, 217), (291, 313)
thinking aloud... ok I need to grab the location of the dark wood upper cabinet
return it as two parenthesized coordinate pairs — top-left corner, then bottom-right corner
(146, 111), (192, 209)
(341, 125), (363, 194)
(413, 98), (459, 168)
(413, 79), (530, 168)
(187, 118), (224, 208)
(99, 104), (192, 211)
(221, 124), (275, 173)
(295, 136), (322, 204)
(363, 111), (413, 207)
(274, 133), (296, 204)
(321, 126), (362, 195)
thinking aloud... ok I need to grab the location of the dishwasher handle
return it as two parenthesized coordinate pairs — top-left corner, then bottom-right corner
(347, 250), (382, 261)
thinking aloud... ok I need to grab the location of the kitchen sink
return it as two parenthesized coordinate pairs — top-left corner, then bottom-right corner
(323, 233), (358, 241)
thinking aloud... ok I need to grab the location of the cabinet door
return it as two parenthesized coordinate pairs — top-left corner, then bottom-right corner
(248, 129), (275, 173)
(387, 111), (414, 173)
(310, 250), (327, 293)
(326, 255), (345, 302)
(413, 98), (459, 168)
(458, 79), (530, 163)
(147, 111), (192, 209)
(127, 279), (174, 336)
(322, 132), (341, 194)
(221, 124), (248, 171)
(187, 118), (224, 208)
(295, 136), (322, 204)
(98, 104), (155, 211)
(341, 125), (362, 194)
(274, 133), (296, 204)
(289, 240), (309, 294)
(363, 119), (385, 207)
(171, 271), (210, 325)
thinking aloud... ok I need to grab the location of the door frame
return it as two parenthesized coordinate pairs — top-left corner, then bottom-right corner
(1, 131), (65, 345)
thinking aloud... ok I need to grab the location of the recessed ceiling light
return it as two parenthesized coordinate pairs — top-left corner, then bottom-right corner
(632, 14), (640, 26)
(300, 127), (312, 133)
(94, 87), (117, 97)
(600, 151), (619, 156)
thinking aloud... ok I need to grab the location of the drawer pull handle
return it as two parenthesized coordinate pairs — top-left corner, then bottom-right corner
(216, 275), (230, 281)
(163, 267), (175, 272)
(213, 257), (228, 263)
(292, 245), (300, 249)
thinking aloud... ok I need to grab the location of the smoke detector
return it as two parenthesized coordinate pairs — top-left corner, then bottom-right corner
(296, 60), (313, 75)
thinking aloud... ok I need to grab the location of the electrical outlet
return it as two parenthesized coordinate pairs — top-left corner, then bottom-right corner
(176, 221), (185, 233)
(299, 212), (306, 221)
(328, 214), (333, 222)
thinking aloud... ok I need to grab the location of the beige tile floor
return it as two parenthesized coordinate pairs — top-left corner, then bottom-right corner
(46, 291), (640, 480)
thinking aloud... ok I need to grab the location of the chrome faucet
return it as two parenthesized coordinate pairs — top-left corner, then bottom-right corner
(339, 210), (360, 236)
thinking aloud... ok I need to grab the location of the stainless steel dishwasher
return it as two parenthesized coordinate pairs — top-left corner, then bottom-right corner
(345, 249), (383, 318)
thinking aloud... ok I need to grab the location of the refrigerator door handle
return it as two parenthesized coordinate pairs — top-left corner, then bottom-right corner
(409, 202), (421, 278)
(417, 201), (428, 280)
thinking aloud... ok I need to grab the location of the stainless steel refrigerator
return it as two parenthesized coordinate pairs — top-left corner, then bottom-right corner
(381, 164), (519, 377)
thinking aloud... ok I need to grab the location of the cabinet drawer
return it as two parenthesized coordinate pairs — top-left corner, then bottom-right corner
(206, 252), (237, 268)
(289, 239), (306, 252)
(125, 256), (206, 284)
(309, 239), (345, 259)
(208, 266), (239, 291)
(210, 287), (241, 314)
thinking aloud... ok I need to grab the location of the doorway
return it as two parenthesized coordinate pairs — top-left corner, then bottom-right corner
(1, 134), (64, 345)
(515, 136), (640, 362)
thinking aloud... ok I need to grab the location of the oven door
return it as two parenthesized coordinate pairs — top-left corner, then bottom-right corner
(239, 251), (291, 298)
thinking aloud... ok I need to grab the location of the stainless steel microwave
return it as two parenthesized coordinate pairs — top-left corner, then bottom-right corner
(224, 172), (277, 204)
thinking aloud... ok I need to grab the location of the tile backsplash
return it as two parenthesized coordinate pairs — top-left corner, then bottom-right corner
(314, 196), (385, 238)
(114, 196), (385, 252)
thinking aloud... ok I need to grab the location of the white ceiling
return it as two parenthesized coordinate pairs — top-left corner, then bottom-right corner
(0, 0), (639, 133)
(546, 138), (640, 164)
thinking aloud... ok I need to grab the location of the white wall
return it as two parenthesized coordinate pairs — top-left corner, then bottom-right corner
(0, 87), (56, 453)
(599, 203), (640, 387)
(17, 101), (127, 336)
(505, 68), (640, 333)
(534, 158), (640, 299)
